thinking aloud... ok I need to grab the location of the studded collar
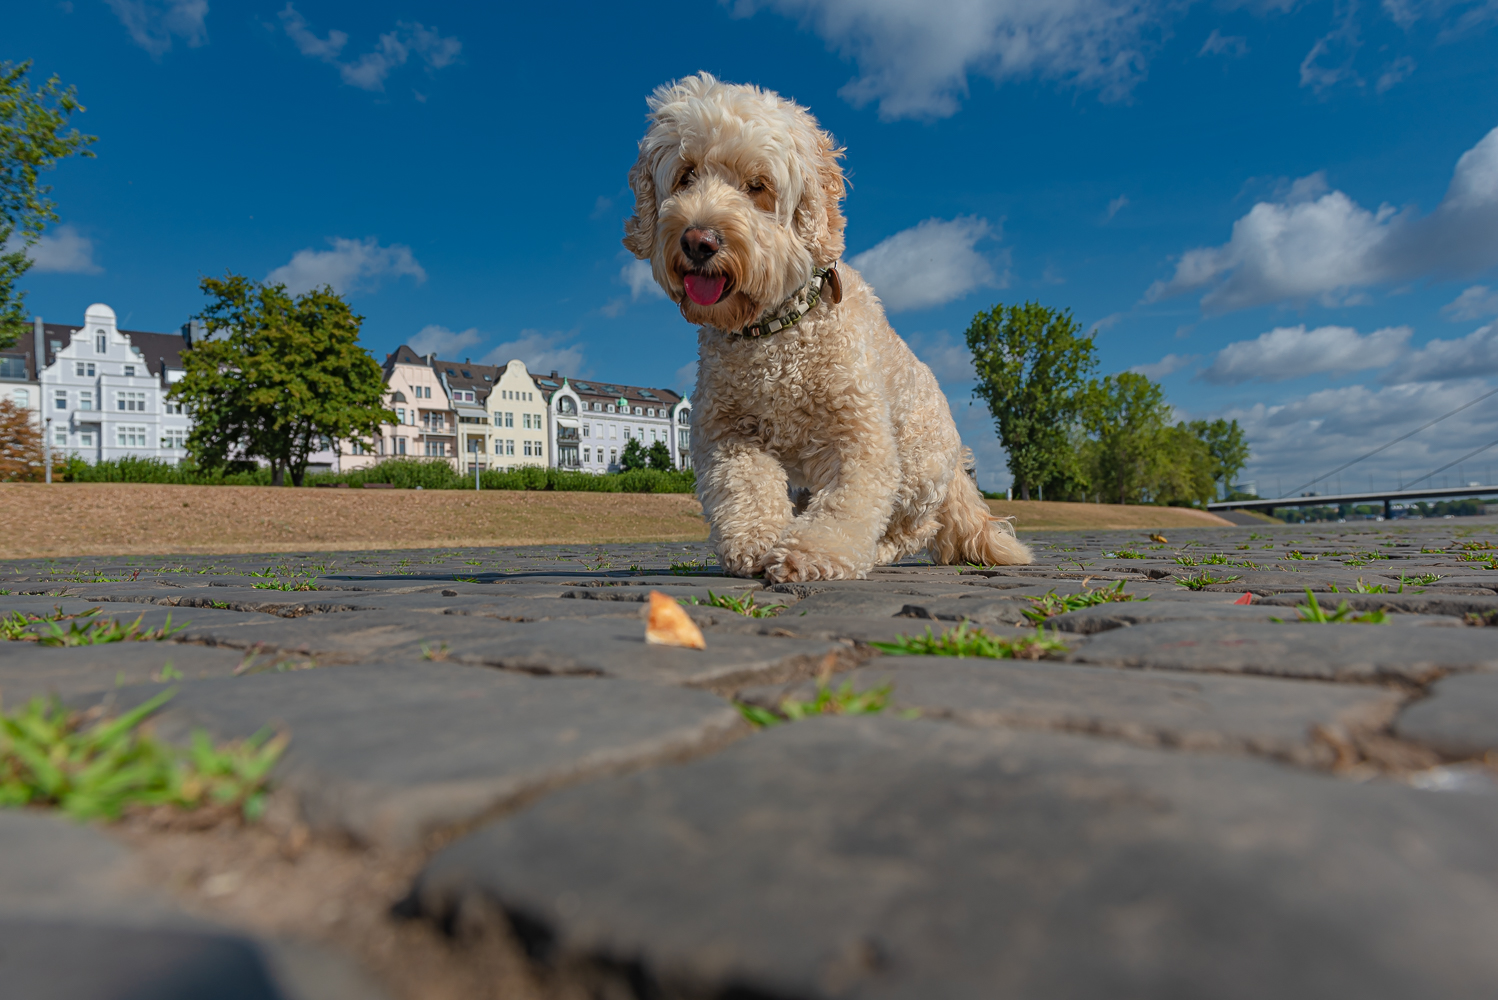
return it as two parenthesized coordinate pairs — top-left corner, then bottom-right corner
(732, 264), (842, 338)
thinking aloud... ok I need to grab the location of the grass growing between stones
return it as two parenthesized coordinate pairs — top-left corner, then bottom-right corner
(1175, 572), (1243, 590)
(871, 622), (1067, 660)
(679, 590), (786, 618)
(1271, 589), (1390, 625)
(2, 607), (187, 645)
(736, 679), (893, 728)
(1022, 580), (1144, 624)
(0, 689), (286, 821)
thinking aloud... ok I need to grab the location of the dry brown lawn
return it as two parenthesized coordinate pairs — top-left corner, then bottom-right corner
(987, 499), (1232, 531)
(0, 484), (1231, 559)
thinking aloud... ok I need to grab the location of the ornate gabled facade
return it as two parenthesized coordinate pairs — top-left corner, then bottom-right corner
(561, 376), (690, 471)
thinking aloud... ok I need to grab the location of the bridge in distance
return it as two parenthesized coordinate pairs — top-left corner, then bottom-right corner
(1208, 483), (1498, 520)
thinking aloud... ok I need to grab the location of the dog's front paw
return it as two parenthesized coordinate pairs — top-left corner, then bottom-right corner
(717, 539), (777, 578)
(758, 544), (864, 583)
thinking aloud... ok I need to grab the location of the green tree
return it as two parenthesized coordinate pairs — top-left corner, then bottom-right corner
(1152, 423), (1218, 507)
(1082, 372), (1173, 505)
(1186, 418), (1250, 500)
(966, 302), (1097, 500)
(646, 439), (673, 471)
(170, 274), (392, 487)
(1, 61), (97, 348)
(619, 437), (648, 472)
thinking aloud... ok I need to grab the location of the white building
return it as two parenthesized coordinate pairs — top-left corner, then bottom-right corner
(560, 376), (690, 472)
(33, 305), (192, 464)
(0, 344), (40, 427)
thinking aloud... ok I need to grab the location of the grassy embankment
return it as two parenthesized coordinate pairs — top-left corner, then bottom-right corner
(0, 483), (1230, 559)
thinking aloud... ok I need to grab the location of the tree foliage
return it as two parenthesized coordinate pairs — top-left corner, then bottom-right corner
(619, 437), (648, 472)
(966, 302), (1097, 500)
(0, 397), (42, 481)
(169, 274), (392, 487)
(646, 439), (673, 471)
(1186, 418), (1250, 499)
(0, 61), (97, 349)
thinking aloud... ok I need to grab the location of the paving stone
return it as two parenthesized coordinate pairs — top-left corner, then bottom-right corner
(0, 643), (248, 701)
(439, 618), (858, 692)
(0, 811), (389, 1000)
(699, 614), (928, 645)
(1395, 673), (1498, 757)
(0, 597), (103, 618)
(766, 580), (982, 599)
(1257, 591), (1498, 616)
(1069, 621), (1498, 682)
(166, 609), (525, 663)
(742, 656), (1400, 765)
(409, 716), (1498, 1000)
(93, 664), (743, 848)
(787, 590), (947, 618)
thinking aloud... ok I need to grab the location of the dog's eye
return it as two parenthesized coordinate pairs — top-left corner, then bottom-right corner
(746, 178), (765, 192)
(676, 168), (696, 190)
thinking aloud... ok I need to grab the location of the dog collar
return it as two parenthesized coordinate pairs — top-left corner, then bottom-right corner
(733, 264), (842, 338)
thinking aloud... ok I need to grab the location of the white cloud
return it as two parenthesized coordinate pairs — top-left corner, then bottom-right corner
(1376, 55), (1417, 92)
(480, 331), (586, 377)
(279, 4), (460, 92)
(1221, 379), (1498, 495)
(1201, 324), (1412, 384)
(1131, 352), (1197, 379)
(1443, 285), (1498, 321)
(622, 259), (666, 300)
(849, 216), (1005, 313)
(1299, 9), (1361, 92)
(266, 237), (426, 295)
(731, 0), (1185, 120)
(3, 225), (101, 274)
(105, 0), (207, 56)
(1147, 125), (1498, 313)
(408, 324), (482, 358)
(1199, 29), (1247, 57)
(1390, 322), (1498, 383)
(1104, 195), (1129, 221)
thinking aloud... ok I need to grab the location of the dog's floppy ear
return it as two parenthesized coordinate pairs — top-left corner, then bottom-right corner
(623, 145), (658, 260)
(796, 128), (847, 266)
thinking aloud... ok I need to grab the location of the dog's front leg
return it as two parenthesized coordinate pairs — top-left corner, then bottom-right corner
(759, 431), (897, 583)
(696, 437), (794, 578)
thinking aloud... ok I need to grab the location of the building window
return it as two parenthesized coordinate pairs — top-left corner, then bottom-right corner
(124, 365), (135, 376)
(609, 448), (617, 465)
(165, 401), (182, 414)
(396, 407), (405, 424)
(10, 388), (28, 407)
(80, 430), (93, 447)
(609, 424), (617, 439)
(559, 397), (576, 414)
(117, 391), (146, 412)
(74, 362), (96, 377)
(504, 412), (514, 427)
(117, 425), (147, 448)
(78, 390), (92, 411)
(162, 429), (186, 449)
(583, 447), (590, 463)
(53, 428), (66, 446)
(679, 428), (690, 449)
(523, 440), (532, 457)
(623, 427), (631, 440)
(634, 406), (642, 415)
(397, 437), (407, 455)
(95, 333), (106, 353)
(54, 390), (67, 410)
(505, 439), (515, 455)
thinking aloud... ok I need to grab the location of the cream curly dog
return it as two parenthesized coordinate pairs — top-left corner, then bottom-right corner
(625, 73), (1032, 582)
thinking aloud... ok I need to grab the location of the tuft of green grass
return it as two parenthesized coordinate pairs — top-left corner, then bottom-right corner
(1284, 550), (1317, 560)
(1173, 555), (1201, 567)
(736, 678), (893, 728)
(0, 690), (287, 822)
(1175, 571), (1242, 591)
(1399, 573), (1444, 586)
(250, 579), (314, 591)
(2, 606), (100, 641)
(679, 589), (786, 618)
(10, 611), (185, 647)
(1101, 548), (1145, 559)
(1022, 580), (1144, 624)
(1270, 588), (1390, 625)
(871, 622), (1067, 659)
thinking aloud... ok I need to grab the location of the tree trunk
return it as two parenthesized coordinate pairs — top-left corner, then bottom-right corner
(271, 462), (284, 487)
(1020, 482), (1031, 501)
(290, 463), (305, 488)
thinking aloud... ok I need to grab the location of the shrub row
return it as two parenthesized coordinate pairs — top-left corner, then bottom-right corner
(52, 456), (695, 494)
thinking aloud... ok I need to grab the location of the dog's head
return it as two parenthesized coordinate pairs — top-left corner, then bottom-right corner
(623, 73), (846, 333)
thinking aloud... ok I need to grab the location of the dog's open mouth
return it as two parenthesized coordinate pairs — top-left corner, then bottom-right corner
(683, 272), (730, 306)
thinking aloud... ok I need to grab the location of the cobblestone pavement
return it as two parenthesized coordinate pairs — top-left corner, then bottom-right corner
(4, 522), (1498, 999)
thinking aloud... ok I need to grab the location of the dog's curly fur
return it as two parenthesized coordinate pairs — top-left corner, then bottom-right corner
(625, 73), (1032, 582)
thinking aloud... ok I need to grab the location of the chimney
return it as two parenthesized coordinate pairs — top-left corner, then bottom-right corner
(33, 316), (44, 373)
(550, 370), (558, 379)
(159, 357), (166, 387)
(465, 357), (471, 364)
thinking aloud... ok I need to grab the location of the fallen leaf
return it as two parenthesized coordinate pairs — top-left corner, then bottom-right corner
(1233, 593), (1253, 605)
(1149, 533), (1168, 543)
(646, 590), (706, 649)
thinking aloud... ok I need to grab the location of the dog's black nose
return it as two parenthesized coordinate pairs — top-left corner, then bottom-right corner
(681, 228), (721, 264)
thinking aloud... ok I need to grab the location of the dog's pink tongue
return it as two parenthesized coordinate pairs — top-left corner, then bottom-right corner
(684, 274), (726, 305)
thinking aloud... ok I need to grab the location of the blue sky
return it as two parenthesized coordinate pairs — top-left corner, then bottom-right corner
(10, 0), (1498, 494)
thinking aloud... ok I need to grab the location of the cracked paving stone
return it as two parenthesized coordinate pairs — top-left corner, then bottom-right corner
(408, 716), (1498, 1000)
(741, 656), (1400, 765)
(1068, 621), (1498, 682)
(91, 664), (743, 849)
(1395, 673), (1498, 757)
(1039, 602), (1457, 633)
(1258, 592), (1498, 617)
(0, 811), (389, 1000)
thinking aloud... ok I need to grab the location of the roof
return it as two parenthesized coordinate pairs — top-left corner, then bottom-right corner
(0, 349), (38, 381)
(38, 322), (186, 376)
(380, 345), (687, 411)
(565, 377), (684, 408)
